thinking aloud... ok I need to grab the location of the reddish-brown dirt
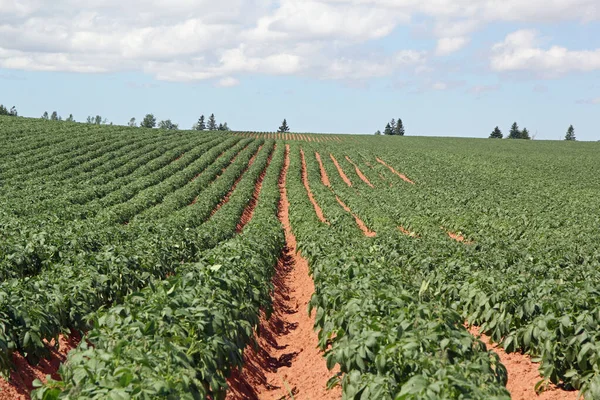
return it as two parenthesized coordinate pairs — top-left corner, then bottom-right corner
(398, 226), (419, 238)
(227, 145), (341, 400)
(344, 156), (374, 188)
(315, 153), (331, 188)
(444, 228), (474, 244)
(0, 333), (81, 400)
(335, 196), (376, 237)
(376, 157), (415, 184)
(210, 145), (263, 217)
(329, 154), (352, 187)
(300, 149), (329, 225)
(469, 326), (579, 400)
(236, 146), (275, 233)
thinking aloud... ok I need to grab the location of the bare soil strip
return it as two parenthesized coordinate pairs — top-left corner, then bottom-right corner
(236, 146), (275, 233)
(300, 149), (329, 225)
(444, 228), (474, 244)
(0, 333), (81, 400)
(210, 145), (263, 217)
(344, 156), (374, 188)
(335, 196), (376, 237)
(376, 157), (415, 184)
(227, 145), (340, 400)
(468, 326), (579, 400)
(329, 154), (352, 187)
(398, 226), (419, 238)
(315, 152), (331, 188)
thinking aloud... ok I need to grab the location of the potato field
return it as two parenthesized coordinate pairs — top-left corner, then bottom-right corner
(1, 116), (600, 399)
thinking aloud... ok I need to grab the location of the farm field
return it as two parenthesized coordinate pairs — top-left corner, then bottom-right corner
(1, 116), (600, 399)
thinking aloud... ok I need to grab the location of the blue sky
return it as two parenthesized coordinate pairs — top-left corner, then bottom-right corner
(1, 0), (599, 140)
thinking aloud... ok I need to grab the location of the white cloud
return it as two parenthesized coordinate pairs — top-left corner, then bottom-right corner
(468, 84), (500, 94)
(490, 30), (600, 75)
(436, 36), (469, 55)
(576, 97), (600, 105)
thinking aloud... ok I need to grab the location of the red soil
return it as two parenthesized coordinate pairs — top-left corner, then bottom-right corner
(300, 149), (329, 225)
(329, 154), (352, 187)
(227, 145), (341, 400)
(236, 146), (275, 233)
(0, 333), (81, 400)
(376, 157), (415, 184)
(398, 226), (419, 238)
(344, 156), (374, 188)
(210, 145), (263, 217)
(335, 196), (376, 237)
(468, 326), (579, 400)
(173, 152), (185, 162)
(315, 152), (331, 188)
(444, 228), (474, 244)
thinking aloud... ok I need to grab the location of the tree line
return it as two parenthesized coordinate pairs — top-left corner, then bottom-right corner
(375, 118), (405, 136)
(0, 104), (18, 117)
(490, 123), (576, 141)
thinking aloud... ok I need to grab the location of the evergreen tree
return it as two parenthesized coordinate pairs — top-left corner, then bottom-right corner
(565, 125), (576, 141)
(278, 119), (290, 133)
(50, 111), (59, 121)
(521, 127), (531, 140)
(489, 126), (503, 139)
(217, 123), (224, 131)
(396, 118), (405, 136)
(0, 105), (8, 115)
(207, 114), (217, 130)
(508, 122), (521, 139)
(128, 117), (137, 127)
(374, 130), (382, 135)
(42, 111), (49, 120)
(390, 119), (396, 135)
(221, 122), (230, 131)
(66, 114), (75, 122)
(196, 115), (206, 131)
(384, 123), (393, 135)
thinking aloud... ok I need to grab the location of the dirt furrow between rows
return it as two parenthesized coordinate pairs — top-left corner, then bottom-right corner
(315, 152), (330, 187)
(226, 145), (340, 400)
(345, 156), (374, 188)
(300, 149), (329, 225)
(236, 146), (275, 233)
(335, 196), (376, 237)
(468, 326), (578, 400)
(329, 154), (352, 187)
(376, 157), (415, 184)
(0, 333), (81, 400)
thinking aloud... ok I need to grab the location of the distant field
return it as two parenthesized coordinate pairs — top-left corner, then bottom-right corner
(1, 116), (599, 399)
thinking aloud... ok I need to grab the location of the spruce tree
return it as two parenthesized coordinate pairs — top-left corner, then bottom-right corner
(207, 114), (217, 130)
(390, 119), (396, 135)
(396, 119), (405, 136)
(42, 111), (49, 120)
(565, 125), (576, 141)
(508, 122), (521, 139)
(51, 111), (59, 121)
(489, 126), (503, 139)
(196, 115), (206, 131)
(278, 119), (290, 133)
(384, 123), (393, 135)
(521, 127), (531, 140)
(0, 105), (8, 115)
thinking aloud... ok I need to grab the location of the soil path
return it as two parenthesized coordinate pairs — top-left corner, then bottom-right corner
(345, 156), (374, 188)
(329, 154), (352, 187)
(469, 326), (579, 400)
(226, 145), (341, 400)
(236, 146), (275, 233)
(335, 196), (376, 237)
(0, 333), (81, 400)
(315, 152), (331, 188)
(398, 226), (419, 238)
(376, 157), (415, 184)
(300, 149), (329, 224)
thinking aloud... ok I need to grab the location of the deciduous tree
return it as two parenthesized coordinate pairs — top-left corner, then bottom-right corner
(141, 114), (157, 128)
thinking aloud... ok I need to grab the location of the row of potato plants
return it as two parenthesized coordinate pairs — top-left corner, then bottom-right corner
(0, 139), (269, 375)
(33, 143), (284, 399)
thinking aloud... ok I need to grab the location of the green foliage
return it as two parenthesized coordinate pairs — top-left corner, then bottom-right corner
(207, 113), (217, 131)
(196, 114), (206, 131)
(158, 119), (178, 130)
(140, 113), (156, 128)
(565, 125), (576, 141)
(508, 122), (521, 139)
(489, 126), (503, 139)
(278, 118), (290, 133)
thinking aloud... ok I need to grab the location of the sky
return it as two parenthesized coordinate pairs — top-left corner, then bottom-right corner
(0, 0), (599, 140)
